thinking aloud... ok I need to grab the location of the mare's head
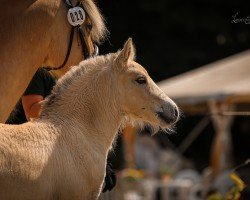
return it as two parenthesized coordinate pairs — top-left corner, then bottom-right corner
(113, 39), (179, 131)
(49, 0), (108, 77)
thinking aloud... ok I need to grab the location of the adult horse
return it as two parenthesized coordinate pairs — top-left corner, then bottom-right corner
(0, 0), (107, 122)
(0, 39), (179, 199)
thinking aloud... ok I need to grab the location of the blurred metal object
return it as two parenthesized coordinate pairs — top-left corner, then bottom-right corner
(160, 169), (202, 200)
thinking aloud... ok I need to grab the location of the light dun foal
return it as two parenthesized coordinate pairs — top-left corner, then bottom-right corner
(0, 39), (179, 200)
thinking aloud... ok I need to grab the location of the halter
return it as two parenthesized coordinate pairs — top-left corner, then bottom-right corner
(44, 0), (98, 71)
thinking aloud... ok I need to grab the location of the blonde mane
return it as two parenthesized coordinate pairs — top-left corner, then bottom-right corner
(82, 0), (108, 43)
(41, 53), (116, 114)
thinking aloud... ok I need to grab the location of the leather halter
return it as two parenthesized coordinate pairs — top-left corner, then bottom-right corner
(44, 0), (98, 71)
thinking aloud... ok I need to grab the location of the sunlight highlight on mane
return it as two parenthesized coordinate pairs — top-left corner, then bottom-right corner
(82, 0), (108, 43)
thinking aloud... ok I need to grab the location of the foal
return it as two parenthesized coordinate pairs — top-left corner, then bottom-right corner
(0, 38), (179, 200)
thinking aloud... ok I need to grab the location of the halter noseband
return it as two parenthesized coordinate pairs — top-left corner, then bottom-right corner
(44, 0), (98, 71)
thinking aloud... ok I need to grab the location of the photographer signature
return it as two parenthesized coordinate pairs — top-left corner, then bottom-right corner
(231, 12), (250, 24)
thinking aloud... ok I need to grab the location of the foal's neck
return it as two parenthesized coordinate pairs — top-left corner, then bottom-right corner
(43, 67), (122, 154)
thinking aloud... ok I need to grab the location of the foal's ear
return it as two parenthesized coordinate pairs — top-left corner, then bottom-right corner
(115, 38), (136, 67)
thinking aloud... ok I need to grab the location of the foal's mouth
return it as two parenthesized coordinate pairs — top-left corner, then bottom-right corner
(156, 111), (179, 125)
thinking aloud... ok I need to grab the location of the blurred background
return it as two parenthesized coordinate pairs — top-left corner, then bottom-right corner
(97, 0), (250, 199)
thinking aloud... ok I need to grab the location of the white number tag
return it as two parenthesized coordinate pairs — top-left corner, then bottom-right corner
(67, 7), (85, 26)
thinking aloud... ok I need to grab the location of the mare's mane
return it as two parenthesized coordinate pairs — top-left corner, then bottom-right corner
(82, 0), (108, 43)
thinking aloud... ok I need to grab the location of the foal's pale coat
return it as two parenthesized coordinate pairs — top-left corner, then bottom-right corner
(0, 39), (179, 200)
(0, 0), (107, 122)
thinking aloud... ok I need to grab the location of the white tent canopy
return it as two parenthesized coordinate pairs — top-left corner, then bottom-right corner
(158, 50), (250, 105)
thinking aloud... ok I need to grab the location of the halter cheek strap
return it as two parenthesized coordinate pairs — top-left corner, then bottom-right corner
(44, 0), (98, 71)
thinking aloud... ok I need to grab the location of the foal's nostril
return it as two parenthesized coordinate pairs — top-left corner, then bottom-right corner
(174, 107), (179, 118)
(157, 103), (179, 124)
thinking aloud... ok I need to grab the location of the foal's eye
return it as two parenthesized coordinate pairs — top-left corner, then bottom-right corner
(135, 76), (147, 85)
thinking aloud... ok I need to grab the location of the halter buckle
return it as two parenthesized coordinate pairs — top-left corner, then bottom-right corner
(67, 7), (85, 26)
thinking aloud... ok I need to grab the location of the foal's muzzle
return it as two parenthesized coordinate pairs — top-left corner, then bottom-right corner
(157, 102), (179, 124)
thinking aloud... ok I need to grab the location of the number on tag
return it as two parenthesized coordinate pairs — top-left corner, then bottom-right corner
(67, 7), (85, 26)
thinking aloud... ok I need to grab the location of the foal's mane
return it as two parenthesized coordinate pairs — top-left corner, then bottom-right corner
(82, 0), (108, 43)
(41, 53), (116, 112)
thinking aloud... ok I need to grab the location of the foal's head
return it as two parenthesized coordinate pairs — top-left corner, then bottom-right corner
(113, 39), (179, 131)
